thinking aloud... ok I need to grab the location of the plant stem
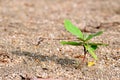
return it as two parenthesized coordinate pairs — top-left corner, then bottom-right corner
(82, 46), (87, 62)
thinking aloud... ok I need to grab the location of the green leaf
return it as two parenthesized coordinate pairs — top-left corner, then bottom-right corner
(84, 42), (108, 51)
(85, 31), (103, 41)
(83, 34), (89, 40)
(87, 42), (108, 46)
(90, 45), (98, 51)
(84, 45), (98, 60)
(64, 20), (84, 40)
(60, 41), (83, 46)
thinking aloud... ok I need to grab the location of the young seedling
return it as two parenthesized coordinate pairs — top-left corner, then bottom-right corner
(60, 20), (108, 62)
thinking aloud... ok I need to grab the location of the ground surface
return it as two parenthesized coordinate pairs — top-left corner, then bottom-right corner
(0, 0), (120, 80)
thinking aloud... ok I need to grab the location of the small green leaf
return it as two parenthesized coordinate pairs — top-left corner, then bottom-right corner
(84, 45), (98, 60)
(60, 41), (83, 46)
(88, 42), (108, 46)
(83, 34), (89, 40)
(90, 45), (98, 51)
(64, 20), (84, 40)
(85, 31), (103, 41)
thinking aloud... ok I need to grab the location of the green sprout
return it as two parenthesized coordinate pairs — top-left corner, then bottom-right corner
(60, 20), (108, 61)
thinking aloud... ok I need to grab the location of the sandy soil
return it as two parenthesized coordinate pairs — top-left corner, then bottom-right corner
(0, 0), (120, 80)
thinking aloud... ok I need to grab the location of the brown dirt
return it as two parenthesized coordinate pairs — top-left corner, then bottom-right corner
(0, 0), (120, 80)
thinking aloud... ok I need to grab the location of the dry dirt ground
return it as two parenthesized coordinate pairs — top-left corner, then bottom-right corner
(0, 0), (120, 80)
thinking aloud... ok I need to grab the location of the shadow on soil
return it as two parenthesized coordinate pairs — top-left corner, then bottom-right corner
(11, 51), (77, 67)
